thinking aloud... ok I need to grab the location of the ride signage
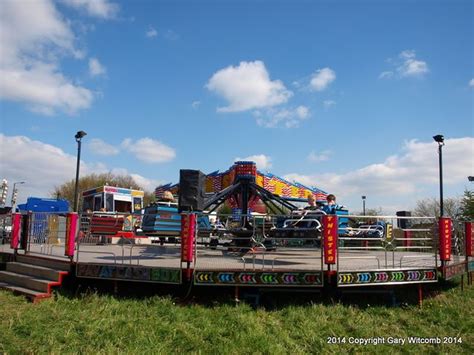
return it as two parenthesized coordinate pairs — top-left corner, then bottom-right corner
(180, 213), (196, 263)
(323, 215), (338, 265)
(65, 213), (78, 257)
(439, 217), (452, 261)
(10, 213), (21, 250)
(466, 222), (473, 257)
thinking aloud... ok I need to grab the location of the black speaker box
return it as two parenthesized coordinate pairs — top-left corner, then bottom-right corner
(396, 211), (412, 229)
(179, 170), (205, 212)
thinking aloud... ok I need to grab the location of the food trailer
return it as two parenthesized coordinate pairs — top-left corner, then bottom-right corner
(81, 186), (144, 213)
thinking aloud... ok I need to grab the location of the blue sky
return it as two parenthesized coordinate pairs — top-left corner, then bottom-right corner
(0, 0), (473, 213)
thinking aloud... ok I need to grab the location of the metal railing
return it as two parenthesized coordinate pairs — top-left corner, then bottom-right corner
(20, 210), (464, 277)
(337, 215), (437, 272)
(24, 212), (70, 259)
(193, 212), (324, 273)
(76, 211), (181, 268)
(0, 213), (12, 245)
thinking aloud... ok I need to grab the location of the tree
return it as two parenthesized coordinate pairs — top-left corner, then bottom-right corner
(413, 197), (461, 219)
(51, 173), (155, 210)
(459, 189), (474, 220)
(349, 207), (382, 227)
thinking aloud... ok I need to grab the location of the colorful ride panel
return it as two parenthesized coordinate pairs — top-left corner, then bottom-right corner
(76, 263), (182, 284)
(155, 162), (328, 202)
(443, 262), (467, 280)
(194, 270), (323, 287)
(337, 269), (438, 287)
(142, 202), (181, 236)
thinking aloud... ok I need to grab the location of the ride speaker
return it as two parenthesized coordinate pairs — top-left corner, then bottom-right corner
(179, 170), (205, 212)
(396, 211), (412, 229)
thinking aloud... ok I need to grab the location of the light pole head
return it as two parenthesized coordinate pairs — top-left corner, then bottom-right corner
(75, 130), (87, 142)
(362, 195), (366, 200)
(11, 181), (25, 209)
(469, 176), (474, 182)
(433, 134), (444, 146)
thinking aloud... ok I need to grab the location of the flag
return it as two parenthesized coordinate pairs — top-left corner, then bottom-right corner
(316, 192), (328, 201)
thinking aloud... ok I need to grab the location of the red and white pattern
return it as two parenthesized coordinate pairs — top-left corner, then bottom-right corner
(212, 175), (222, 192)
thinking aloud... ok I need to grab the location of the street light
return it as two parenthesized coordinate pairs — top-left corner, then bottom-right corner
(73, 130), (87, 212)
(0, 179), (8, 207)
(11, 181), (25, 212)
(468, 176), (474, 182)
(362, 195), (366, 215)
(433, 134), (445, 217)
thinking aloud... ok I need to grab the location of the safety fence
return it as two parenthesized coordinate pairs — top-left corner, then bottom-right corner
(7, 212), (77, 260)
(73, 211), (325, 286)
(3, 210), (472, 286)
(190, 211), (325, 287)
(0, 213), (12, 245)
(193, 212), (324, 269)
(336, 215), (438, 272)
(76, 212), (182, 277)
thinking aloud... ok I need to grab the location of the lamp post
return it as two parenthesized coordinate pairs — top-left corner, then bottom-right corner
(73, 131), (87, 212)
(11, 181), (25, 212)
(0, 179), (8, 207)
(433, 135), (445, 217)
(362, 195), (366, 215)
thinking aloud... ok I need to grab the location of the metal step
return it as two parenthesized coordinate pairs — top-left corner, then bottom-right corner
(16, 255), (70, 271)
(0, 271), (52, 293)
(0, 281), (49, 301)
(6, 262), (64, 281)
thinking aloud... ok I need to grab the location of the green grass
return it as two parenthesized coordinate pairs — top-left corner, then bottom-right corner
(1, 282), (473, 354)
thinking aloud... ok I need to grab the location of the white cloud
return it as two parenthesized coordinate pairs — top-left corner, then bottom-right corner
(307, 150), (331, 163)
(146, 26), (158, 38)
(285, 137), (474, 212)
(163, 30), (179, 41)
(254, 105), (310, 128)
(323, 100), (336, 109)
(399, 50), (416, 59)
(295, 105), (310, 119)
(469, 78), (474, 87)
(121, 138), (176, 163)
(0, 134), (97, 200)
(380, 50), (429, 79)
(378, 71), (394, 80)
(88, 138), (119, 156)
(0, 63), (93, 115)
(399, 59), (429, 77)
(130, 173), (162, 192)
(0, 0), (95, 115)
(192, 100), (201, 109)
(62, 0), (119, 19)
(206, 60), (293, 112)
(234, 154), (272, 170)
(0, 134), (159, 203)
(108, 169), (161, 192)
(88, 57), (106, 77)
(145, 27), (178, 40)
(310, 67), (336, 91)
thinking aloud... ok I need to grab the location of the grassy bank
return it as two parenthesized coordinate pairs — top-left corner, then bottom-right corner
(1, 281), (473, 354)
